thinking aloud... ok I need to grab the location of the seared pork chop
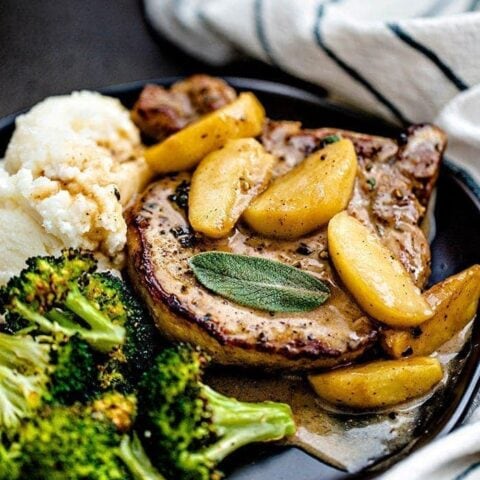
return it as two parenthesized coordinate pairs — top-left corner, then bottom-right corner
(127, 172), (376, 370)
(127, 77), (446, 370)
(127, 123), (445, 370)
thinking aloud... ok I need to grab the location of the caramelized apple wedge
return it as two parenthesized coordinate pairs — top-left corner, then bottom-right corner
(189, 139), (275, 238)
(308, 357), (443, 409)
(382, 265), (480, 358)
(145, 92), (265, 173)
(328, 211), (433, 327)
(243, 138), (357, 238)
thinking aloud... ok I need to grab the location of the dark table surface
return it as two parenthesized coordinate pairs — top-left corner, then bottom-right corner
(0, 0), (325, 118)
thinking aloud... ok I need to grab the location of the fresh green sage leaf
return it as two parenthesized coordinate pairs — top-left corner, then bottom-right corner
(188, 252), (330, 312)
(320, 134), (340, 148)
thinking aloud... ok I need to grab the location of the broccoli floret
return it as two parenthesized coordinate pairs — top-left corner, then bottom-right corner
(0, 329), (102, 431)
(47, 335), (99, 405)
(9, 397), (165, 480)
(92, 391), (138, 433)
(0, 438), (21, 480)
(0, 332), (50, 431)
(0, 250), (125, 352)
(82, 272), (160, 393)
(17, 404), (129, 479)
(137, 344), (296, 480)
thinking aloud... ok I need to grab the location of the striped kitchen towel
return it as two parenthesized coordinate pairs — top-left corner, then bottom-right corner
(144, 0), (480, 197)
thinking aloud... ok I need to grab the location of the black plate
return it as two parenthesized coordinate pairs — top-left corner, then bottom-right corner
(1, 78), (479, 480)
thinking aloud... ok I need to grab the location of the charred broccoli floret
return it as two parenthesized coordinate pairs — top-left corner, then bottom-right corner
(91, 391), (137, 433)
(0, 250), (125, 353)
(4, 397), (165, 480)
(0, 250), (160, 398)
(17, 405), (126, 480)
(137, 344), (296, 480)
(82, 272), (160, 393)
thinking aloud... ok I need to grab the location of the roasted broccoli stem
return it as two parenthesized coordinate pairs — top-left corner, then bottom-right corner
(137, 344), (296, 480)
(4, 397), (165, 480)
(82, 272), (161, 393)
(0, 250), (125, 352)
(0, 332), (50, 431)
(118, 434), (166, 480)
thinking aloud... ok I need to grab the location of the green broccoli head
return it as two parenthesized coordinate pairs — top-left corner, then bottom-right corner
(0, 332), (50, 432)
(1, 249), (96, 322)
(0, 250), (125, 353)
(139, 345), (210, 457)
(0, 329), (105, 431)
(0, 437), (21, 480)
(9, 396), (165, 480)
(138, 344), (296, 480)
(0, 250), (160, 404)
(91, 391), (137, 433)
(17, 404), (130, 480)
(80, 271), (127, 324)
(82, 272), (160, 393)
(47, 335), (100, 406)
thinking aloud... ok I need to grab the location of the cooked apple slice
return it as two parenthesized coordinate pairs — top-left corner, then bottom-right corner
(189, 139), (275, 238)
(144, 92), (265, 174)
(382, 265), (480, 358)
(243, 138), (357, 238)
(308, 357), (443, 409)
(328, 211), (433, 327)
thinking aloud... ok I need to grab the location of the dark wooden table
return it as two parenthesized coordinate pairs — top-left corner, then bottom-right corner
(0, 0), (324, 117)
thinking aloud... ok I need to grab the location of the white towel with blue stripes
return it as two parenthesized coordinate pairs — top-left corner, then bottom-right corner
(145, 1), (480, 478)
(144, 0), (480, 198)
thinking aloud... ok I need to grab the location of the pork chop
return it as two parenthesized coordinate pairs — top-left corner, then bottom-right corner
(127, 78), (446, 370)
(127, 172), (376, 370)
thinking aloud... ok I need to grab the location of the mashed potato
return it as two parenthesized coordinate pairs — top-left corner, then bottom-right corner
(5, 91), (140, 173)
(5, 91), (152, 206)
(0, 91), (154, 283)
(0, 166), (63, 284)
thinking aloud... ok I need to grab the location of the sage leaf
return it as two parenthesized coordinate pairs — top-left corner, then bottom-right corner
(189, 252), (330, 312)
(320, 134), (340, 148)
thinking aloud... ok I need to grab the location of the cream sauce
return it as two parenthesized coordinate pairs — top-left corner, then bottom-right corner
(206, 320), (474, 473)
